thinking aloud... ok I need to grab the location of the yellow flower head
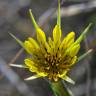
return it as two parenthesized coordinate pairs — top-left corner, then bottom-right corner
(10, 0), (92, 84)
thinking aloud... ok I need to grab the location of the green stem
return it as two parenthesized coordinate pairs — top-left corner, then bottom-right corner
(51, 81), (72, 96)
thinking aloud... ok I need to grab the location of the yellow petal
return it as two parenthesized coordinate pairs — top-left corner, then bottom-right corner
(24, 58), (38, 72)
(28, 37), (39, 49)
(37, 72), (47, 77)
(53, 24), (62, 44)
(69, 44), (80, 57)
(60, 32), (75, 50)
(24, 41), (33, 54)
(48, 37), (54, 54)
(36, 28), (46, 44)
(45, 42), (51, 53)
(48, 37), (53, 48)
(71, 56), (77, 65)
(65, 32), (75, 44)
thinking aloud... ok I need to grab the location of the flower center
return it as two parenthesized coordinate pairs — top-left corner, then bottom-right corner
(41, 51), (71, 82)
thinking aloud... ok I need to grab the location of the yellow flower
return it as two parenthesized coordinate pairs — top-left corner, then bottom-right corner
(10, 0), (92, 84)
(24, 24), (80, 82)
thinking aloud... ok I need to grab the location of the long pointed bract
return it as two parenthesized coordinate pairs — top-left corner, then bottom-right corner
(78, 49), (93, 62)
(57, 0), (61, 27)
(10, 64), (27, 68)
(74, 23), (92, 44)
(62, 76), (75, 84)
(9, 32), (24, 48)
(24, 75), (43, 81)
(29, 9), (39, 30)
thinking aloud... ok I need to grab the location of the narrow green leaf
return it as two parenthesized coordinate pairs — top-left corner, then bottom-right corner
(77, 49), (93, 62)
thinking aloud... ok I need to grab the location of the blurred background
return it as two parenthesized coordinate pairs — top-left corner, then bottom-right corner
(0, 0), (96, 96)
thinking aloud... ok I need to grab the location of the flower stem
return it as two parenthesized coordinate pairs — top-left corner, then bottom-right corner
(51, 81), (72, 96)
